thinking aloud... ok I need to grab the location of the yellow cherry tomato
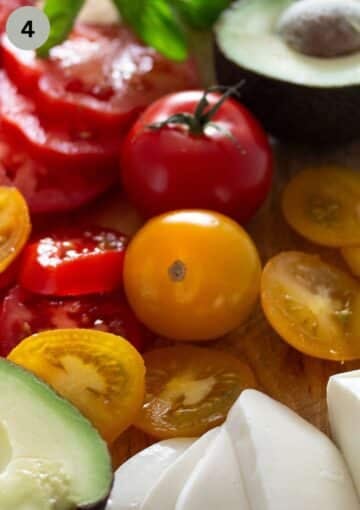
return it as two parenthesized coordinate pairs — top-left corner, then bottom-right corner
(0, 186), (31, 271)
(135, 346), (258, 439)
(261, 251), (360, 361)
(282, 166), (360, 247)
(341, 246), (360, 277)
(8, 329), (145, 444)
(124, 210), (261, 341)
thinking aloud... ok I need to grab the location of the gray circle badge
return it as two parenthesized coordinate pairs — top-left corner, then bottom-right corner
(6, 6), (50, 51)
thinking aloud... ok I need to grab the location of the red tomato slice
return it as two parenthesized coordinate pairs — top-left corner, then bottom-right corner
(0, 136), (115, 213)
(0, 259), (19, 293)
(0, 71), (121, 173)
(0, 286), (147, 355)
(1, 24), (199, 130)
(19, 227), (128, 296)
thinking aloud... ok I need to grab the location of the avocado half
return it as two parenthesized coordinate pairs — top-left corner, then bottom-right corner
(0, 359), (113, 510)
(215, 0), (360, 144)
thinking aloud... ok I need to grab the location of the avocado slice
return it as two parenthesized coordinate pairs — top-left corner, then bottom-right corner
(215, 0), (360, 144)
(0, 358), (112, 510)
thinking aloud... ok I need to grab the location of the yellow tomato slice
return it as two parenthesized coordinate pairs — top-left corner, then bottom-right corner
(8, 329), (145, 444)
(282, 167), (360, 247)
(261, 251), (360, 361)
(134, 346), (258, 439)
(0, 187), (31, 271)
(124, 210), (261, 341)
(341, 246), (360, 278)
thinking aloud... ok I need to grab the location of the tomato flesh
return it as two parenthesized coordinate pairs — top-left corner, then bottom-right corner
(0, 285), (147, 356)
(341, 246), (360, 278)
(121, 91), (273, 223)
(19, 227), (128, 296)
(8, 329), (146, 444)
(1, 24), (199, 130)
(282, 167), (360, 247)
(261, 251), (360, 361)
(135, 346), (258, 439)
(0, 71), (121, 174)
(0, 135), (115, 213)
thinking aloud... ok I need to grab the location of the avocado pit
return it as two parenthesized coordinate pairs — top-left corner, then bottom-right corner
(277, 0), (360, 58)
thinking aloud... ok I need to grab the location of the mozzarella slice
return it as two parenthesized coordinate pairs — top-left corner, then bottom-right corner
(175, 426), (250, 510)
(141, 427), (220, 510)
(107, 438), (195, 510)
(328, 370), (360, 498)
(226, 389), (360, 510)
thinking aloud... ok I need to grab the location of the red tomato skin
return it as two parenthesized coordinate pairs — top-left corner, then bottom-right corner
(1, 25), (199, 131)
(0, 71), (121, 174)
(19, 228), (128, 297)
(0, 133), (117, 213)
(1, 34), (40, 90)
(121, 91), (273, 224)
(0, 259), (19, 292)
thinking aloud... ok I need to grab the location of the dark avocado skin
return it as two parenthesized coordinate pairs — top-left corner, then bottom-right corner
(215, 42), (360, 145)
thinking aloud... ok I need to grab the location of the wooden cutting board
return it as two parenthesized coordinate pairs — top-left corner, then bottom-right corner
(108, 138), (360, 468)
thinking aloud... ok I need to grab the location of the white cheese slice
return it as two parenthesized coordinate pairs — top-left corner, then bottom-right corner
(328, 370), (360, 498)
(226, 389), (360, 510)
(175, 426), (250, 510)
(141, 427), (220, 510)
(107, 438), (195, 510)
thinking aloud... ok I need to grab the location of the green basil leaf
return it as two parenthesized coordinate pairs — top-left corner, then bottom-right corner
(37, 0), (85, 58)
(171, 0), (232, 29)
(112, 0), (188, 61)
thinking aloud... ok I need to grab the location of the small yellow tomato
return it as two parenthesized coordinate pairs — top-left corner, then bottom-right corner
(0, 186), (31, 271)
(135, 346), (258, 439)
(124, 210), (261, 341)
(282, 166), (360, 247)
(8, 329), (146, 444)
(261, 251), (360, 361)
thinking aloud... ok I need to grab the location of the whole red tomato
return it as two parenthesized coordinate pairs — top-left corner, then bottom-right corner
(121, 90), (273, 223)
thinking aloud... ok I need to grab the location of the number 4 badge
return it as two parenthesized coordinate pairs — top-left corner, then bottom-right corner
(6, 6), (50, 50)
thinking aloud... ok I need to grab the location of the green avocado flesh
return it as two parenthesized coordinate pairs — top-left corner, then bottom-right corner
(0, 359), (112, 510)
(215, 0), (360, 88)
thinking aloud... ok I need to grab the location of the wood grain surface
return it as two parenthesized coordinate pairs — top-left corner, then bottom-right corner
(109, 139), (360, 468)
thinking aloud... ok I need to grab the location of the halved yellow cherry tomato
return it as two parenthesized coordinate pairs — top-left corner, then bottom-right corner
(8, 329), (145, 444)
(0, 186), (31, 271)
(261, 251), (360, 361)
(282, 167), (360, 247)
(134, 346), (258, 439)
(341, 246), (360, 277)
(124, 210), (261, 341)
